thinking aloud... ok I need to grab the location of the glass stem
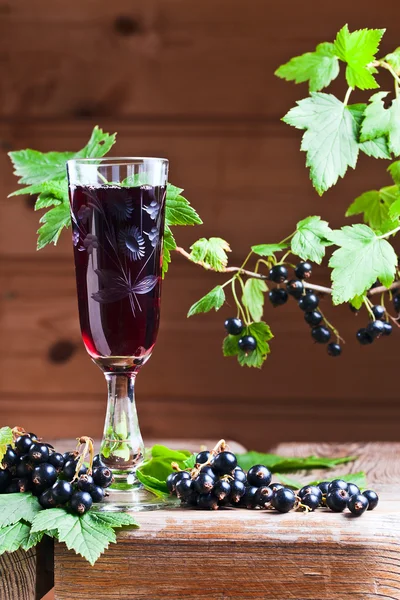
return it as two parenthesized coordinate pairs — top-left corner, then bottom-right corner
(100, 373), (144, 487)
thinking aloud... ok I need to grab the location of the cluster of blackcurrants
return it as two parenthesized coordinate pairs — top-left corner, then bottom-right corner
(0, 433), (113, 515)
(355, 304), (392, 345)
(167, 450), (379, 517)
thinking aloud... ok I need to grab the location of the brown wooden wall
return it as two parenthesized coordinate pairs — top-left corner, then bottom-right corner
(1, 1), (400, 450)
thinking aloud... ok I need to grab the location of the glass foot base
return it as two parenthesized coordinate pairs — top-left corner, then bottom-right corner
(95, 483), (179, 512)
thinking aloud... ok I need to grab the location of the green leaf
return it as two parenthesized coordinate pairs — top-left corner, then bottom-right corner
(37, 202), (71, 250)
(0, 493), (42, 528)
(327, 224), (397, 304)
(165, 186), (202, 226)
(333, 25), (385, 89)
(150, 445), (193, 462)
(309, 471), (367, 490)
(388, 160), (400, 185)
(136, 445), (194, 497)
(236, 452), (356, 472)
(251, 243), (288, 256)
(283, 93), (360, 195)
(8, 149), (75, 186)
(223, 334), (240, 357)
(385, 48), (400, 73)
(162, 224), (177, 277)
(0, 522), (31, 556)
(242, 278), (267, 322)
(345, 187), (400, 231)
(89, 512), (139, 530)
(187, 286), (225, 317)
(275, 42), (340, 92)
(291, 216), (332, 264)
(0, 426), (13, 463)
(359, 137), (392, 159)
(189, 238), (231, 271)
(273, 473), (303, 489)
(21, 530), (44, 552)
(350, 295), (365, 310)
(237, 322), (273, 368)
(72, 126), (117, 160)
(361, 92), (400, 156)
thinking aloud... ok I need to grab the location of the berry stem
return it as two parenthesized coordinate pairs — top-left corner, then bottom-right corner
(318, 308), (345, 344)
(231, 279), (249, 325)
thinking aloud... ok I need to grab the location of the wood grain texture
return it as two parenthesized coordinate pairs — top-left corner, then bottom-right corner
(54, 442), (400, 600)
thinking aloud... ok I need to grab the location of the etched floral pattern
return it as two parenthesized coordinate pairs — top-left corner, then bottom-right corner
(143, 200), (160, 220)
(145, 226), (159, 248)
(83, 233), (99, 255)
(118, 226), (146, 261)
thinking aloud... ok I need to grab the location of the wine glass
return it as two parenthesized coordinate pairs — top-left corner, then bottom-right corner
(67, 157), (171, 510)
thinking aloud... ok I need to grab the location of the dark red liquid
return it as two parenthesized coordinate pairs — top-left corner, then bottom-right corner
(69, 184), (166, 372)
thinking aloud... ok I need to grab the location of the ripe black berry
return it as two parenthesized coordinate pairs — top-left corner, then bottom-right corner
(272, 487), (296, 513)
(318, 482), (330, 495)
(286, 279), (304, 299)
(176, 478), (194, 500)
(347, 483), (360, 498)
(393, 294), (400, 313)
(311, 326), (331, 344)
(197, 492), (219, 510)
(193, 473), (214, 494)
(77, 474), (94, 493)
(212, 451), (237, 475)
(15, 435), (33, 455)
(363, 490), (379, 510)
(70, 491), (93, 515)
(304, 310), (323, 326)
(39, 489), (56, 509)
(90, 485), (105, 503)
(295, 262), (312, 280)
(224, 317), (244, 336)
(230, 480), (246, 503)
(329, 479), (348, 492)
(242, 486), (259, 509)
(238, 335), (257, 352)
(32, 464), (57, 488)
(16, 477), (31, 493)
(298, 485), (322, 503)
(327, 342), (342, 357)
(49, 453), (64, 470)
(233, 469), (247, 484)
(92, 466), (113, 488)
(383, 322), (392, 336)
(247, 465), (271, 487)
(6, 479), (21, 494)
(16, 456), (34, 478)
(29, 443), (50, 464)
(347, 493), (369, 516)
(52, 480), (73, 504)
(326, 489), (349, 512)
(301, 493), (320, 511)
(172, 471), (190, 490)
(0, 469), (11, 492)
(356, 328), (373, 345)
(269, 265), (288, 283)
(366, 320), (385, 339)
(92, 454), (105, 469)
(63, 460), (87, 480)
(195, 451), (211, 465)
(63, 451), (78, 463)
(269, 288), (288, 307)
(371, 305), (385, 320)
(213, 480), (231, 501)
(298, 293), (319, 311)
(254, 486), (274, 508)
(200, 466), (217, 480)
(270, 482), (284, 493)
(2, 448), (19, 469)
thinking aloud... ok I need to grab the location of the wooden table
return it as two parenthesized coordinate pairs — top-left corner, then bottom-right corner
(52, 442), (400, 600)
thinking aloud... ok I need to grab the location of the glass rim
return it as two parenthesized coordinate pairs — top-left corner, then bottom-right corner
(67, 157), (169, 167)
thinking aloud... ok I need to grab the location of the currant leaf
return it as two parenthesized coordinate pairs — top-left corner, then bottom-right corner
(291, 216), (332, 264)
(275, 42), (340, 92)
(187, 286), (225, 317)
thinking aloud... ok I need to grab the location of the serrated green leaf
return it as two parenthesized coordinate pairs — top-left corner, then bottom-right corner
(0, 426), (13, 463)
(361, 92), (400, 156)
(189, 238), (231, 271)
(309, 471), (367, 489)
(359, 137), (392, 159)
(166, 183), (184, 201)
(37, 202), (71, 250)
(223, 334), (240, 357)
(165, 193), (202, 227)
(8, 149), (75, 186)
(236, 452), (356, 472)
(90, 512), (139, 529)
(162, 224), (177, 277)
(350, 295), (365, 310)
(283, 93), (360, 195)
(333, 25), (385, 90)
(0, 522), (31, 556)
(273, 473), (303, 489)
(291, 216), (332, 264)
(251, 243), (288, 256)
(0, 493), (42, 528)
(73, 126), (116, 160)
(388, 160), (400, 185)
(242, 278), (267, 322)
(346, 187), (400, 231)
(136, 445), (193, 497)
(237, 322), (273, 368)
(187, 286), (225, 317)
(275, 42), (340, 92)
(385, 48), (400, 73)
(327, 224), (397, 304)
(21, 530), (44, 552)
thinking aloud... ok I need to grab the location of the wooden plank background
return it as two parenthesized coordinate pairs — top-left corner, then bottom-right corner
(1, 1), (400, 449)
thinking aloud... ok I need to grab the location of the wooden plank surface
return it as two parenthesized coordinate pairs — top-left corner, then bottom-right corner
(54, 442), (400, 600)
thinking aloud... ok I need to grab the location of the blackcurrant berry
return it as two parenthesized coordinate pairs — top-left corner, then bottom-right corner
(356, 328), (373, 345)
(195, 451), (211, 465)
(347, 493), (369, 516)
(247, 465), (271, 487)
(311, 326), (331, 344)
(52, 480), (73, 504)
(28, 433), (39, 441)
(90, 485), (105, 503)
(238, 335), (257, 352)
(29, 443), (50, 464)
(347, 483), (360, 498)
(301, 493), (320, 511)
(362, 490), (379, 510)
(0, 469), (11, 492)
(270, 482), (284, 493)
(298, 293), (319, 311)
(176, 478), (194, 500)
(70, 491), (93, 515)
(32, 463), (58, 488)
(286, 279), (304, 299)
(39, 489), (57, 509)
(242, 486), (259, 509)
(213, 480), (231, 501)
(233, 469), (247, 484)
(269, 265), (288, 283)
(49, 453), (64, 470)
(371, 305), (385, 320)
(2, 448), (19, 469)
(328, 479), (348, 492)
(63, 451), (78, 463)
(16, 456), (34, 478)
(197, 492), (219, 510)
(269, 288), (288, 307)
(15, 435), (33, 455)
(383, 322), (392, 336)
(224, 318), (244, 336)
(230, 480), (246, 503)
(272, 488), (296, 513)
(6, 479), (22, 494)
(366, 320), (385, 339)
(317, 482), (330, 495)
(63, 460), (87, 480)
(304, 310), (323, 326)
(327, 342), (342, 357)
(326, 489), (349, 512)
(298, 485), (322, 503)
(200, 466), (217, 480)
(393, 294), (400, 313)
(170, 471), (190, 493)
(193, 473), (214, 494)
(212, 451), (237, 475)
(92, 466), (113, 488)
(295, 262), (312, 280)
(92, 454), (105, 469)
(166, 473), (177, 493)
(254, 486), (274, 508)
(77, 474), (94, 493)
